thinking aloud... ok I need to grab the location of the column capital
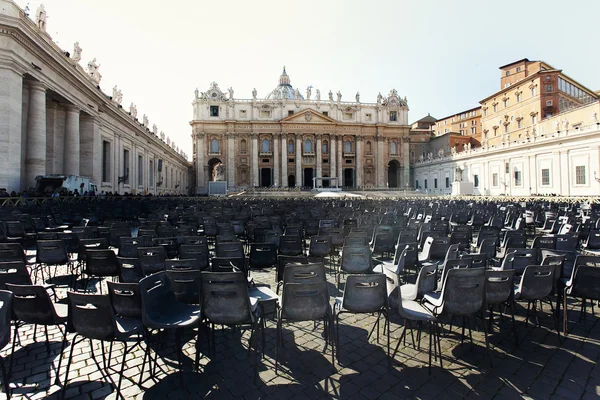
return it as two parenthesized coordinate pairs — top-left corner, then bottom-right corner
(249, 132), (259, 138)
(356, 136), (364, 142)
(28, 80), (47, 92)
(63, 104), (81, 113)
(315, 133), (323, 139)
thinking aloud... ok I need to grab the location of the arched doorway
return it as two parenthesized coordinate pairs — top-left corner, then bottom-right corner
(208, 158), (224, 182)
(388, 160), (400, 188)
(288, 175), (295, 188)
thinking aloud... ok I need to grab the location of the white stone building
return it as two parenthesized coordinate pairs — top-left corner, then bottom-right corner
(0, 0), (190, 195)
(191, 68), (411, 193)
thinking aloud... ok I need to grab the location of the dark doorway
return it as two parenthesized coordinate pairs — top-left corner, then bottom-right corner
(343, 168), (354, 188)
(260, 168), (272, 187)
(323, 176), (330, 188)
(303, 168), (314, 188)
(388, 160), (400, 188)
(288, 175), (295, 188)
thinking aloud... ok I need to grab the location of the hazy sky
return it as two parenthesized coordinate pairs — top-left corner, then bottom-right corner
(14, 0), (600, 159)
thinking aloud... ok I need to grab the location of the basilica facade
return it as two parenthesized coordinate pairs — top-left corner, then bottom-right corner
(191, 68), (411, 193)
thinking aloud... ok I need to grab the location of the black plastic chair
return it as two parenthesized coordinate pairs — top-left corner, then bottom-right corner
(334, 274), (390, 368)
(118, 237), (143, 258)
(83, 249), (120, 293)
(62, 291), (144, 399)
(276, 281), (333, 374)
(563, 262), (600, 335)
(278, 236), (303, 257)
(249, 243), (277, 271)
(178, 244), (210, 271)
(484, 269), (518, 344)
(117, 257), (144, 283)
(0, 243), (27, 264)
(35, 240), (72, 285)
(137, 247), (167, 276)
(198, 271), (263, 379)
(165, 260), (202, 304)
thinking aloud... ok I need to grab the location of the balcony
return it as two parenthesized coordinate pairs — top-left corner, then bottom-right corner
(259, 151), (272, 156)
(303, 151), (315, 156)
(208, 151), (221, 156)
(343, 152), (355, 157)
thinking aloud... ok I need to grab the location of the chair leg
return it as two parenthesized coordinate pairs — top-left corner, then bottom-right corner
(509, 301), (519, 347)
(116, 342), (129, 399)
(53, 326), (68, 386)
(335, 311), (342, 361)
(392, 320), (408, 359)
(428, 321), (433, 374)
(481, 310), (492, 368)
(61, 335), (79, 400)
(275, 317), (282, 374)
(548, 298), (562, 343)
(563, 289), (569, 336)
(435, 322), (443, 369)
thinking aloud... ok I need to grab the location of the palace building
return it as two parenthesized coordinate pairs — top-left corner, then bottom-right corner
(191, 68), (411, 193)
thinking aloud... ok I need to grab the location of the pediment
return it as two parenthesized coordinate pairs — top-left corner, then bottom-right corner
(280, 109), (337, 124)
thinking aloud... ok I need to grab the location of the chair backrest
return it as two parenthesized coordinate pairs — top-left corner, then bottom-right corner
(414, 264), (438, 299)
(117, 257), (144, 283)
(532, 236), (556, 250)
(437, 268), (486, 316)
(166, 268), (202, 304)
(201, 271), (253, 325)
(0, 290), (12, 348)
(85, 249), (120, 277)
(137, 246), (167, 275)
(428, 237), (452, 262)
(107, 281), (142, 320)
(340, 246), (372, 274)
(276, 255), (309, 282)
(283, 262), (326, 285)
(211, 257), (246, 274)
(478, 238), (496, 259)
(344, 236), (368, 247)
(309, 236), (332, 257)
(484, 269), (515, 305)
(249, 242), (277, 268)
(183, 236), (208, 246)
(179, 244), (210, 270)
(138, 271), (177, 327)
(36, 240), (69, 265)
(216, 241), (245, 259)
(440, 258), (473, 285)
(118, 237), (143, 258)
(281, 282), (329, 321)
(0, 243), (26, 263)
(78, 238), (109, 261)
(278, 235), (303, 256)
(517, 265), (554, 300)
(6, 283), (57, 325)
(342, 274), (387, 313)
(569, 264), (600, 301)
(554, 234), (578, 252)
(0, 261), (33, 289)
(67, 291), (115, 340)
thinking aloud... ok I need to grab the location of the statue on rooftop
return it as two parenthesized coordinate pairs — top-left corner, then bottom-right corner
(252, 88), (257, 99)
(329, 90), (333, 102)
(316, 89), (321, 101)
(356, 92), (360, 103)
(87, 58), (102, 85)
(72, 42), (82, 63)
(152, 124), (158, 136)
(129, 103), (137, 119)
(336, 91), (342, 102)
(142, 114), (148, 127)
(228, 87), (234, 100)
(377, 92), (383, 104)
(306, 86), (312, 100)
(112, 86), (122, 105)
(160, 131), (165, 140)
(194, 88), (199, 99)
(36, 4), (47, 31)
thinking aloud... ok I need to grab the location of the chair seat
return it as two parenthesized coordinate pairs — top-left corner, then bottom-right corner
(54, 303), (68, 321)
(423, 292), (442, 307)
(146, 303), (201, 329)
(373, 263), (397, 274)
(115, 316), (144, 339)
(248, 286), (279, 305)
(399, 299), (436, 321)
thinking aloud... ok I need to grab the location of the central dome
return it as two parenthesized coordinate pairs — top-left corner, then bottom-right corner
(265, 67), (304, 100)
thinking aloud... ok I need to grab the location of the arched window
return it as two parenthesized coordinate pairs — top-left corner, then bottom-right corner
(366, 141), (372, 154)
(288, 140), (294, 154)
(344, 140), (352, 153)
(390, 141), (397, 155)
(261, 139), (270, 152)
(304, 139), (313, 153)
(322, 140), (329, 154)
(240, 139), (247, 153)
(211, 138), (219, 153)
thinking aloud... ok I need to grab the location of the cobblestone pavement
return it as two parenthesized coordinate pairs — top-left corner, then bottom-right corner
(3, 251), (600, 400)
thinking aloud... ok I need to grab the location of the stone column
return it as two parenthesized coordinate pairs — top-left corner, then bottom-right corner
(280, 133), (288, 187)
(316, 134), (322, 182)
(45, 102), (58, 174)
(80, 115), (101, 185)
(355, 136), (363, 187)
(376, 137), (385, 187)
(251, 133), (259, 187)
(227, 133), (235, 188)
(330, 135), (336, 186)
(337, 136), (343, 186)
(196, 132), (205, 193)
(25, 81), (47, 187)
(403, 138), (410, 189)
(295, 134), (302, 187)
(273, 134), (280, 187)
(63, 105), (81, 176)
(19, 81), (29, 190)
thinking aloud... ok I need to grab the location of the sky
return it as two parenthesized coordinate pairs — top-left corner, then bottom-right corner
(14, 0), (600, 160)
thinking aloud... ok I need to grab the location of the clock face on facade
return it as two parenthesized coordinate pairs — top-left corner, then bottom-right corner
(212, 93), (217, 98)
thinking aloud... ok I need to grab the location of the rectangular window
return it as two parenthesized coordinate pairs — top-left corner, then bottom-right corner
(322, 111), (328, 117)
(576, 166), (586, 185)
(516, 93), (521, 102)
(123, 149), (130, 184)
(531, 87), (537, 96)
(505, 163), (510, 174)
(138, 155), (143, 185)
(541, 168), (550, 186)
(505, 71), (510, 77)
(389, 111), (398, 122)
(545, 84), (553, 92)
(102, 140), (111, 183)
(288, 158), (294, 163)
(504, 124), (509, 133)
(424, 179), (428, 189)
(415, 180), (419, 189)
(483, 108), (488, 117)
(493, 104), (497, 112)
(445, 177), (449, 188)
(503, 99), (508, 108)
(516, 67), (521, 72)
(365, 113), (372, 121)
(517, 120), (522, 129)
(471, 127), (476, 134)
(239, 110), (247, 118)
(149, 160), (154, 186)
(323, 159), (328, 163)
(344, 112), (353, 120)
(474, 175), (479, 187)
(532, 115), (537, 124)
(260, 110), (271, 118)
(514, 170), (522, 186)
(492, 173), (498, 187)
(546, 100), (553, 106)
(345, 159), (352, 164)
(288, 110), (294, 116)
(210, 105), (219, 117)
(434, 178), (438, 189)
